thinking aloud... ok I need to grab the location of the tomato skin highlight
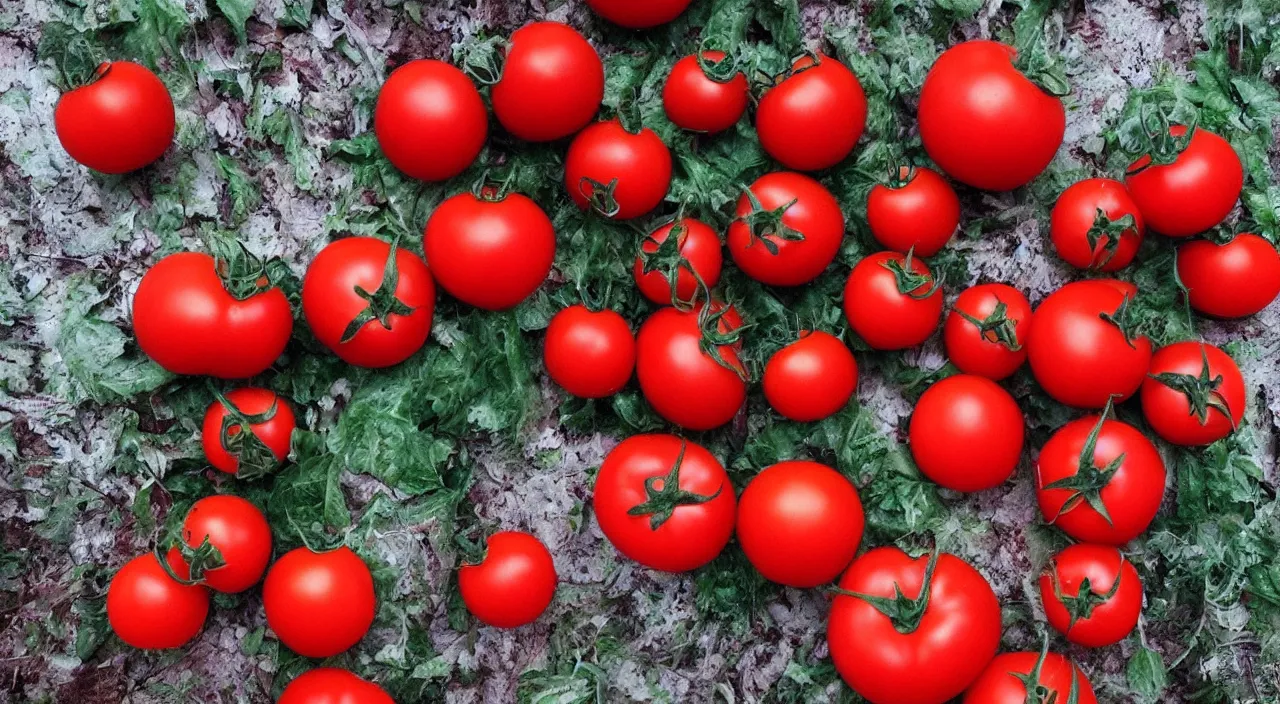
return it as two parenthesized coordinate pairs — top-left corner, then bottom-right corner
(728, 172), (845, 287)
(132, 252), (293, 379)
(544, 305), (636, 398)
(636, 306), (746, 431)
(633, 218), (724, 305)
(201, 388), (296, 474)
(1125, 126), (1243, 238)
(918, 40), (1065, 191)
(737, 460), (863, 587)
(168, 495), (272, 594)
(1141, 341), (1245, 447)
(663, 52), (748, 134)
(263, 546), (376, 658)
(1039, 544), (1142, 648)
(107, 553), (209, 650)
(1177, 233), (1280, 319)
(763, 331), (858, 422)
(843, 252), (943, 350)
(756, 54), (867, 171)
(458, 531), (557, 628)
(594, 435), (735, 572)
(586, 0), (691, 29)
(867, 166), (960, 257)
(963, 652), (1099, 704)
(374, 60), (487, 182)
(424, 191), (555, 311)
(943, 283), (1031, 381)
(1050, 178), (1145, 271)
(278, 668), (394, 704)
(55, 61), (175, 174)
(565, 119), (672, 220)
(493, 22), (604, 142)
(909, 374), (1025, 492)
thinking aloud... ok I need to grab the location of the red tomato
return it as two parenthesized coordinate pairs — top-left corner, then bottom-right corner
(167, 495), (272, 594)
(829, 549), (1002, 704)
(544, 305), (636, 398)
(374, 60), (487, 182)
(1050, 178), (1145, 271)
(201, 387), (296, 477)
(843, 251), (943, 350)
(279, 668), (394, 704)
(565, 119), (672, 220)
(909, 374), (1024, 492)
(593, 435), (735, 572)
(133, 252), (293, 379)
(727, 172), (845, 286)
(633, 218), (724, 306)
(586, 0), (691, 28)
(1141, 341), (1245, 447)
(1026, 281), (1152, 408)
(1035, 406), (1166, 545)
(756, 54), (867, 171)
(1177, 233), (1280, 318)
(424, 190), (555, 310)
(636, 305), (746, 430)
(493, 22), (603, 142)
(1039, 544), (1142, 648)
(763, 331), (858, 422)
(943, 283), (1031, 381)
(107, 553), (209, 650)
(302, 237), (435, 369)
(1125, 125), (1243, 238)
(458, 531), (557, 628)
(963, 651), (1099, 704)
(866, 166), (960, 257)
(663, 51), (748, 134)
(736, 461), (863, 587)
(918, 40), (1065, 191)
(264, 547), (376, 658)
(55, 61), (174, 173)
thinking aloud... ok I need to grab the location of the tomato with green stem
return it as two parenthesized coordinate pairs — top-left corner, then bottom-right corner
(964, 648), (1099, 704)
(1125, 120), (1243, 238)
(663, 51), (748, 134)
(458, 531), (557, 628)
(264, 546), (376, 658)
(201, 387), (295, 478)
(633, 218), (723, 306)
(763, 331), (858, 422)
(166, 495), (272, 594)
(544, 305), (636, 398)
(909, 374), (1025, 493)
(636, 304), (747, 431)
(944, 283), (1031, 381)
(55, 61), (175, 174)
(279, 668), (394, 704)
(1039, 544), (1142, 648)
(492, 22), (603, 142)
(108, 553), (209, 650)
(756, 54), (867, 171)
(843, 250), (944, 350)
(1177, 233), (1280, 319)
(867, 165), (960, 257)
(374, 59), (487, 182)
(1050, 178), (1145, 272)
(727, 172), (845, 286)
(1140, 341), (1245, 447)
(565, 119), (672, 220)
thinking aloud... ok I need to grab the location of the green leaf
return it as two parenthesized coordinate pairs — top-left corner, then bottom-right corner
(268, 453), (351, 547)
(214, 0), (255, 43)
(214, 153), (261, 225)
(118, 0), (193, 68)
(1127, 648), (1169, 700)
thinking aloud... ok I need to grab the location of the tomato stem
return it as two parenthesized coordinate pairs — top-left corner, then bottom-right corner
(1148, 343), (1236, 430)
(1012, 634), (1083, 704)
(830, 550), (939, 634)
(339, 236), (417, 344)
(1084, 208), (1137, 271)
(695, 40), (742, 85)
(882, 247), (941, 300)
(209, 383), (283, 480)
(1042, 397), (1124, 526)
(1046, 553), (1124, 635)
(579, 176), (622, 219)
(735, 185), (804, 255)
(1097, 293), (1143, 349)
(1125, 104), (1197, 175)
(626, 441), (724, 530)
(956, 297), (1023, 351)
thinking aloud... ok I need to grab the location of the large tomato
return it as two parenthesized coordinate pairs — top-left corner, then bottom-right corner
(943, 283), (1031, 381)
(1177, 233), (1280, 319)
(593, 435), (735, 572)
(1050, 178), (1145, 271)
(423, 189), (555, 310)
(543, 305), (636, 398)
(866, 166), (960, 257)
(493, 22), (603, 142)
(963, 651), (1099, 704)
(167, 495), (272, 594)
(565, 119), (672, 220)
(727, 172), (844, 286)
(302, 237), (435, 368)
(132, 252), (293, 379)
(763, 331), (858, 422)
(636, 305), (746, 431)
(279, 669), (394, 704)
(201, 387), (296, 478)
(586, 0), (691, 28)
(1026, 280), (1152, 408)
(1141, 341), (1245, 447)
(54, 61), (174, 173)
(756, 54), (867, 171)
(633, 218), (724, 306)
(458, 531), (557, 628)
(1039, 544), (1142, 648)
(107, 553), (209, 650)
(829, 549), (1002, 704)
(264, 547), (376, 658)
(663, 51), (748, 134)
(843, 251), (943, 350)
(736, 460), (863, 587)
(918, 40), (1065, 191)
(909, 374), (1025, 493)
(1125, 125), (1243, 238)
(374, 60), (487, 182)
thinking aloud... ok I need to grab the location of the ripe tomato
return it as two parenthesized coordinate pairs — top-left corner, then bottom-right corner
(167, 495), (272, 594)
(424, 190), (555, 310)
(1177, 233), (1280, 318)
(264, 546), (376, 658)
(279, 668), (394, 704)
(633, 218), (723, 306)
(843, 251), (943, 350)
(133, 252), (293, 379)
(1050, 178), (1145, 271)
(727, 172), (844, 286)
(107, 553), (208, 650)
(963, 651), (1098, 704)
(302, 237), (435, 368)
(493, 22), (603, 142)
(829, 549), (1002, 704)
(918, 40), (1065, 191)
(866, 166), (960, 257)
(55, 61), (174, 174)
(201, 387), (296, 477)
(756, 54), (866, 171)
(663, 51), (748, 134)
(565, 119), (672, 220)
(1026, 280), (1152, 408)
(636, 305), (746, 430)
(943, 283), (1031, 381)
(458, 531), (557, 628)
(763, 331), (858, 422)
(1141, 341), (1245, 446)
(594, 435), (735, 572)
(544, 305), (636, 398)
(1039, 544), (1142, 648)
(1125, 125), (1243, 237)
(374, 60), (486, 182)
(586, 0), (691, 28)
(909, 374), (1025, 493)
(1035, 404), (1166, 545)
(736, 460), (863, 587)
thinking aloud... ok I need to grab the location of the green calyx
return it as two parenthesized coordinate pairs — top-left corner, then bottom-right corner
(579, 177), (622, 219)
(626, 441), (723, 530)
(210, 384), (283, 480)
(696, 303), (750, 382)
(1126, 105), (1198, 175)
(341, 237), (416, 344)
(695, 40), (741, 84)
(751, 50), (821, 99)
(212, 239), (276, 301)
(1149, 344), (1236, 430)
(885, 162), (916, 190)
(638, 222), (707, 310)
(958, 298), (1023, 351)
(153, 537), (225, 587)
(831, 551), (940, 635)
(1013, 636), (1082, 704)
(1047, 558), (1123, 634)
(1043, 398), (1123, 526)
(1084, 208), (1138, 271)
(735, 186), (804, 255)
(882, 248), (941, 300)
(1097, 294), (1143, 349)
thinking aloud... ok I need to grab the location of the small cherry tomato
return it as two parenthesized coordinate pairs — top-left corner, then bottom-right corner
(585, 0), (691, 28)
(544, 305), (636, 398)
(867, 166), (960, 257)
(1177, 233), (1280, 319)
(633, 218), (724, 306)
(909, 374), (1025, 492)
(1050, 178), (1145, 271)
(964, 650), (1099, 704)
(1141, 341), (1245, 447)
(167, 495), (272, 594)
(55, 61), (175, 174)
(756, 54), (867, 171)
(264, 546), (376, 658)
(1125, 125), (1243, 238)
(727, 172), (845, 286)
(201, 388), (296, 477)
(458, 531), (557, 628)
(763, 331), (858, 422)
(565, 119), (673, 220)
(663, 51), (748, 134)
(1039, 544), (1142, 648)
(493, 22), (604, 142)
(108, 553), (209, 650)
(943, 283), (1031, 381)
(636, 304), (746, 431)
(374, 59), (487, 182)
(843, 251), (943, 350)
(279, 668), (394, 704)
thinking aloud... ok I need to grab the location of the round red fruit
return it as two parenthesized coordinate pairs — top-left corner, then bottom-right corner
(565, 119), (672, 220)
(374, 60), (487, 182)
(636, 305), (746, 431)
(964, 651), (1098, 704)
(1039, 544), (1142, 648)
(756, 54), (867, 171)
(909, 374), (1024, 492)
(843, 251), (943, 350)
(1177, 233), (1280, 319)
(727, 172), (844, 286)
(493, 22), (603, 142)
(1050, 178), (1145, 271)
(633, 218), (723, 306)
(586, 0), (691, 29)
(264, 546), (376, 658)
(201, 387), (296, 476)
(168, 495), (272, 594)
(544, 305), (636, 398)
(458, 531), (557, 628)
(944, 283), (1031, 381)
(1141, 341), (1245, 446)
(663, 51), (748, 134)
(763, 331), (858, 422)
(108, 553), (209, 650)
(55, 61), (175, 174)
(1125, 125), (1243, 238)
(279, 668), (394, 704)
(867, 166), (960, 257)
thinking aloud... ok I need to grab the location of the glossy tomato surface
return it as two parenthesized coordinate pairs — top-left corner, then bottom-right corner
(107, 553), (209, 650)
(756, 54), (867, 171)
(1050, 178), (1145, 271)
(663, 51), (748, 134)
(843, 252), (943, 350)
(1177, 233), (1280, 319)
(763, 331), (858, 422)
(1126, 126), (1243, 237)
(963, 652), (1098, 704)
(374, 60), (487, 182)
(565, 119), (672, 220)
(867, 166), (960, 257)
(168, 495), (272, 594)
(1039, 543), (1142, 648)
(458, 531), (557, 628)
(544, 305), (636, 398)
(1141, 341), (1245, 446)
(264, 547), (376, 658)
(279, 668), (394, 704)
(55, 61), (175, 173)
(633, 218), (723, 305)
(493, 22), (603, 142)
(909, 374), (1025, 492)
(636, 306), (746, 431)
(727, 172), (844, 286)
(586, 0), (691, 28)
(943, 283), (1031, 381)
(201, 387), (296, 475)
